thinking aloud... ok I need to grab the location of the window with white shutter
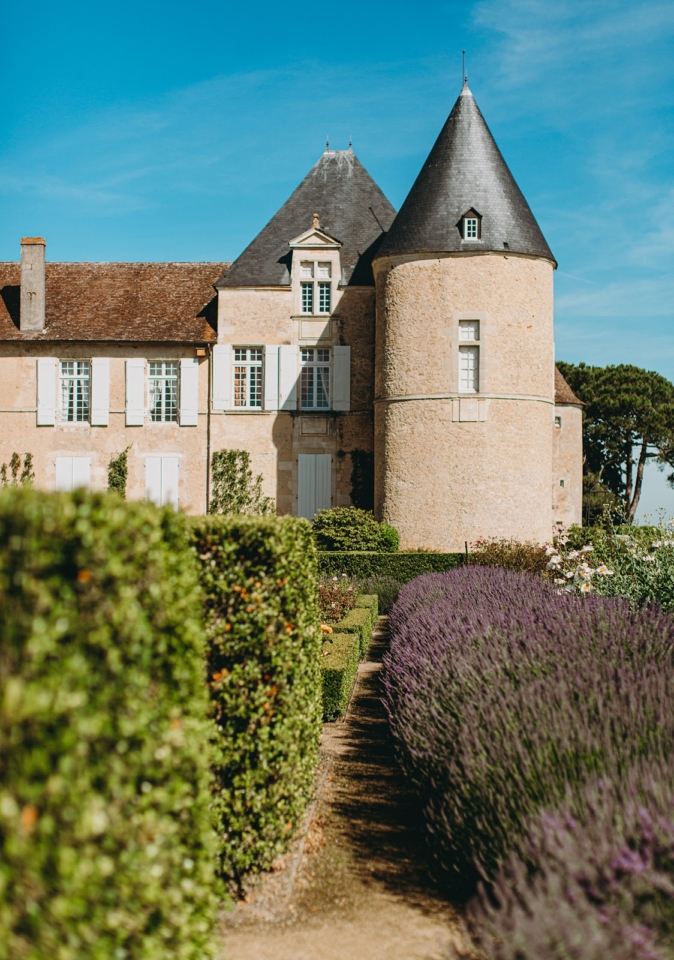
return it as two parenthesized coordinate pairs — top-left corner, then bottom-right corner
(264, 345), (279, 411)
(125, 358), (145, 425)
(36, 357), (57, 425)
(179, 358), (199, 425)
(55, 457), (91, 491)
(279, 345), (299, 411)
(212, 344), (232, 411)
(91, 357), (110, 426)
(332, 346), (351, 411)
(145, 456), (179, 508)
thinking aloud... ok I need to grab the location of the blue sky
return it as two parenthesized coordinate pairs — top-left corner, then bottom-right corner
(2, 0), (673, 518)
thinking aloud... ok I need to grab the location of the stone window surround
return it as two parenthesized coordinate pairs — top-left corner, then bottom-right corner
(447, 312), (489, 395)
(290, 247), (341, 318)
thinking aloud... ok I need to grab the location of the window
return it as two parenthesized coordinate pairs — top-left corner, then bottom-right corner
(59, 360), (90, 422)
(458, 320), (480, 393)
(460, 209), (481, 241)
(301, 348), (330, 409)
(149, 361), (179, 422)
(554, 415), (562, 428)
(233, 347), (263, 408)
(299, 260), (332, 314)
(560, 479), (565, 487)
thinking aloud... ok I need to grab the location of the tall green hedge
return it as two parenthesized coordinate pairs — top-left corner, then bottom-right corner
(190, 515), (322, 889)
(318, 551), (465, 582)
(0, 489), (219, 960)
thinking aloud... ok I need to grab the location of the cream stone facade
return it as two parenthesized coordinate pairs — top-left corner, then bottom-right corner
(0, 83), (583, 546)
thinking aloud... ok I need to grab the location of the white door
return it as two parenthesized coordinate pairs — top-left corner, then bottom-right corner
(297, 454), (331, 519)
(55, 457), (91, 491)
(145, 456), (179, 508)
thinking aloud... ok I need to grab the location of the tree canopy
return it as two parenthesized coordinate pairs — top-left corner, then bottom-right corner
(557, 362), (674, 523)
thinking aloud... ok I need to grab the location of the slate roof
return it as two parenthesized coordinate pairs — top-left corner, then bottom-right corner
(218, 150), (397, 288)
(555, 366), (583, 405)
(377, 85), (555, 264)
(0, 262), (228, 342)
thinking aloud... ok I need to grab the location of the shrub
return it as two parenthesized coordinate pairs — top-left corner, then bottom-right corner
(189, 515), (322, 890)
(468, 537), (549, 575)
(333, 601), (377, 658)
(318, 550), (464, 581)
(0, 488), (218, 960)
(471, 757), (674, 960)
(312, 507), (399, 552)
(107, 446), (129, 497)
(321, 632), (360, 721)
(318, 574), (358, 623)
(383, 566), (674, 895)
(209, 450), (274, 515)
(360, 575), (402, 613)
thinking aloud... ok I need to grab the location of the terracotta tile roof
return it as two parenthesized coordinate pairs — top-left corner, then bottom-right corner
(0, 261), (230, 342)
(555, 366), (582, 405)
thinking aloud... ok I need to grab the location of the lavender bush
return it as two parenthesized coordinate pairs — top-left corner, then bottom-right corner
(470, 756), (674, 960)
(383, 567), (674, 894)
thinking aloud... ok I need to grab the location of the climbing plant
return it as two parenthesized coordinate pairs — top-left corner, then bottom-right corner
(209, 449), (274, 515)
(0, 452), (34, 487)
(107, 448), (129, 498)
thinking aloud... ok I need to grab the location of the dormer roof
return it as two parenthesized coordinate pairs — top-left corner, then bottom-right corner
(218, 150), (396, 288)
(377, 84), (555, 264)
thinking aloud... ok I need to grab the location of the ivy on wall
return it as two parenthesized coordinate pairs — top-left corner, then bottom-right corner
(107, 448), (129, 498)
(209, 450), (274, 515)
(0, 452), (34, 487)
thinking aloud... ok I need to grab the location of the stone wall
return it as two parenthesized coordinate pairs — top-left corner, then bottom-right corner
(552, 403), (583, 530)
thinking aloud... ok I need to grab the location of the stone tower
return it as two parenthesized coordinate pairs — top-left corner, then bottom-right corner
(373, 83), (557, 550)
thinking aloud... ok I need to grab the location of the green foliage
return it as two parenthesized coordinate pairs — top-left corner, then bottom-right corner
(106, 447), (129, 498)
(360, 575), (402, 614)
(0, 453), (34, 487)
(189, 515), (322, 890)
(321, 633), (360, 721)
(318, 575), (358, 623)
(0, 489), (219, 960)
(333, 600), (377, 658)
(468, 538), (550, 575)
(558, 361), (674, 522)
(312, 507), (399, 552)
(319, 550), (464, 582)
(209, 450), (274, 515)
(349, 449), (374, 512)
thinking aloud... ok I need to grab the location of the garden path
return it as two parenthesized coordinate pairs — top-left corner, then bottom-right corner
(220, 617), (472, 960)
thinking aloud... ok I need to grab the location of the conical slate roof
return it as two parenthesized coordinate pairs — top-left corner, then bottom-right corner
(218, 150), (397, 287)
(377, 85), (555, 264)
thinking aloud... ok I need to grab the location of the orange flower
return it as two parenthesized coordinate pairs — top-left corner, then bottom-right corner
(77, 570), (93, 583)
(21, 804), (38, 834)
(320, 624), (333, 634)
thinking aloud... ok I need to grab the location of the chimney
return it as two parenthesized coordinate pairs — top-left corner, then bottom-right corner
(20, 237), (46, 332)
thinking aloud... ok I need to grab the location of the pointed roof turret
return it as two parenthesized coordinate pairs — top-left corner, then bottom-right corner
(377, 84), (555, 264)
(218, 150), (397, 287)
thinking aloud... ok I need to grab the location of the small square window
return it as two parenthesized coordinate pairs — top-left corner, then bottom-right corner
(459, 320), (480, 342)
(316, 262), (331, 279)
(560, 479), (565, 488)
(300, 261), (314, 279)
(554, 415), (562, 427)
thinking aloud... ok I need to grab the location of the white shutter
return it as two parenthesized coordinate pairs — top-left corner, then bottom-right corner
(161, 457), (180, 508)
(125, 358), (145, 426)
(90, 357), (110, 426)
(212, 344), (232, 411)
(279, 345), (299, 411)
(37, 357), (56, 425)
(145, 457), (162, 505)
(72, 457), (91, 489)
(264, 345), (280, 411)
(332, 346), (351, 411)
(179, 358), (199, 426)
(297, 454), (315, 519)
(315, 454), (332, 512)
(55, 457), (73, 491)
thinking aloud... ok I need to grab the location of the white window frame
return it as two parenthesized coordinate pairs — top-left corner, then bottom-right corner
(458, 320), (480, 394)
(59, 360), (91, 423)
(300, 347), (331, 409)
(299, 260), (332, 315)
(233, 347), (263, 409)
(148, 361), (179, 422)
(463, 217), (479, 241)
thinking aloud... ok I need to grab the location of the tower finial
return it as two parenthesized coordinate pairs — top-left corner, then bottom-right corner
(326, 135), (330, 152)
(312, 212), (320, 229)
(349, 135), (353, 151)
(462, 50), (468, 87)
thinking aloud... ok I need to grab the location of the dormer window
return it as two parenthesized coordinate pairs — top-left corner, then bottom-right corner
(460, 208), (482, 242)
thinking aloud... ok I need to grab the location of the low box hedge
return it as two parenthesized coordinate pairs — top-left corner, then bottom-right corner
(337, 594), (378, 657)
(0, 489), (219, 960)
(190, 515), (322, 890)
(318, 551), (464, 582)
(321, 632), (360, 720)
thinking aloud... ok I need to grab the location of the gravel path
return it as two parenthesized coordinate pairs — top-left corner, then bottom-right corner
(221, 617), (472, 960)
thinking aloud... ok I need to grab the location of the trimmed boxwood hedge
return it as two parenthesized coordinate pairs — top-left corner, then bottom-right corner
(321, 633), (360, 720)
(190, 515), (322, 889)
(0, 489), (219, 960)
(318, 551), (464, 582)
(337, 595), (378, 657)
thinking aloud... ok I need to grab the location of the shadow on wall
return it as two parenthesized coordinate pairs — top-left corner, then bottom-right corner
(1, 286), (20, 330)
